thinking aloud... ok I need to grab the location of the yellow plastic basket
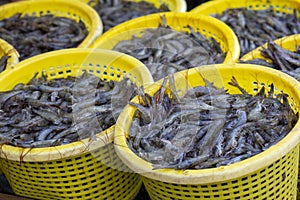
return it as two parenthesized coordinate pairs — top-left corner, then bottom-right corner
(240, 34), (300, 62)
(79, 0), (187, 12)
(190, 0), (300, 18)
(0, 38), (19, 71)
(190, 0), (300, 57)
(240, 34), (300, 199)
(114, 63), (300, 199)
(0, 48), (153, 200)
(91, 12), (240, 65)
(0, 0), (103, 57)
(0, 38), (19, 174)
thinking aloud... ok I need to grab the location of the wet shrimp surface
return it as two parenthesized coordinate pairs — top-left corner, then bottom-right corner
(0, 13), (88, 60)
(240, 41), (300, 82)
(89, 0), (170, 32)
(0, 55), (9, 73)
(128, 76), (298, 170)
(0, 72), (137, 148)
(211, 8), (300, 56)
(113, 17), (226, 81)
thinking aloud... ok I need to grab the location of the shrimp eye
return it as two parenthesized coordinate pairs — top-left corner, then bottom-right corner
(261, 99), (272, 111)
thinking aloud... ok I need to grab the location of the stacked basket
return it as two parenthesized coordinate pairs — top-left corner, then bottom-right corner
(190, 0), (300, 57)
(240, 34), (300, 199)
(0, 0), (103, 60)
(91, 12), (240, 64)
(240, 34), (300, 61)
(114, 64), (300, 199)
(91, 12), (240, 75)
(79, 0), (187, 12)
(0, 48), (153, 199)
(0, 38), (19, 174)
(0, 38), (19, 71)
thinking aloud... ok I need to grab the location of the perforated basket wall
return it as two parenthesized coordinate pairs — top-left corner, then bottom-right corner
(79, 0), (187, 12)
(0, 48), (153, 199)
(1, 143), (141, 200)
(240, 34), (300, 199)
(91, 12), (240, 65)
(0, 38), (19, 71)
(143, 146), (298, 200)
(114, 64), (300, 200)
(0, 0), (102, 57)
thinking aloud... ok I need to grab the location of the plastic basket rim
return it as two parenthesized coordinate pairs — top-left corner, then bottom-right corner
(79, 0), (187, 12)
(190, 0), (300, 14)
(114, 63), (300, 184)
(90, 12), (240, 64)
(240, 34), (300, 61)
(0, 38), (19, 70)
(0, 48), (153, 162)
(0, 0), (103, 49)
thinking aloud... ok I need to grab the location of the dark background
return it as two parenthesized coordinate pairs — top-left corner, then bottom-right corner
(186, 0), (210, 11)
